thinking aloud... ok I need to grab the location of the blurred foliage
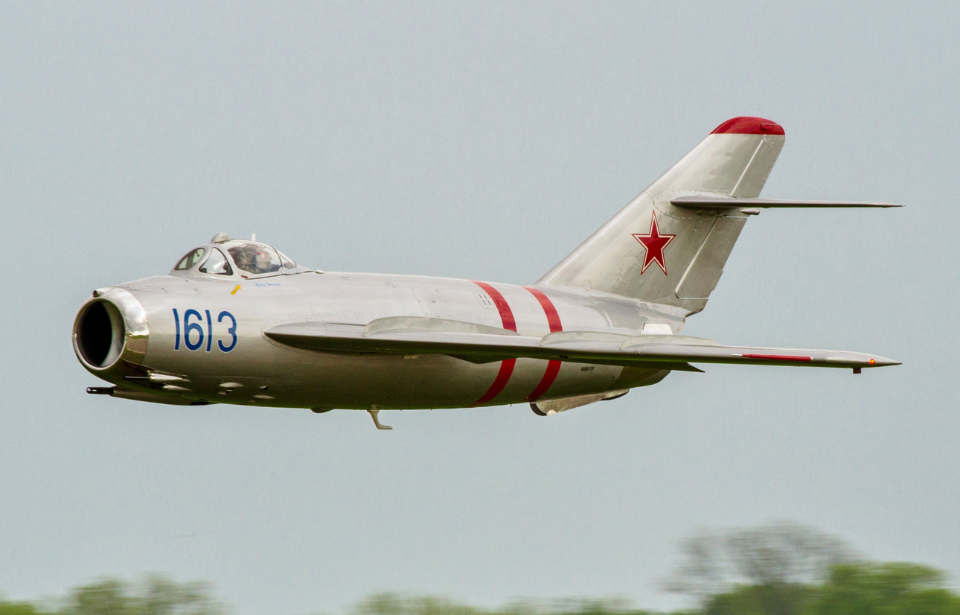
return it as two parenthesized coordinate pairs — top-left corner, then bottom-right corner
(350, 593), (485, 615)
(3, 528), (960, 615)
(343, 574), (960, 615)
(698, 562), (960, 615)
(805, 563), (960, 615)
(0, 575), (225, 615)
(663, 522), (960, 615)
(702, 583), (814, 615)
(348, 594), (662, 615)
(662, 521), (855, 606)
(0, 599), (51, 615)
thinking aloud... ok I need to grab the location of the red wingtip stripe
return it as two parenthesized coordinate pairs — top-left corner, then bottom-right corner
(711, 117), (784, 136)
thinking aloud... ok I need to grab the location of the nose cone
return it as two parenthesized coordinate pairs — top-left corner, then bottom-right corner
(73, 287), (149, 373)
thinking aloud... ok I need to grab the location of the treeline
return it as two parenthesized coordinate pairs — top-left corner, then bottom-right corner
(351, 576), (960, 615)
(3, 524), (959, 615)
(659, 522), (960, 615)
(0, 575), (224, 615)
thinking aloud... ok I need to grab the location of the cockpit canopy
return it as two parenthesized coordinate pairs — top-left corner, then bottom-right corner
(171, 234), (311, 278)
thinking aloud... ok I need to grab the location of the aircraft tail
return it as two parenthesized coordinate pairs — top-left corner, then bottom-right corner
(538, 117), (786, 314)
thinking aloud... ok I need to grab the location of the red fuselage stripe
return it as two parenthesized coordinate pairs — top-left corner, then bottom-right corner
(741, 354), (812, 362)
(526, 359), (561, 402)
(472, 281), (517, 332)
(524, 287), (562, 333)
(473, 358), (517, 406)
(470, 281), (518, 406)
(523, 286), (563, 401)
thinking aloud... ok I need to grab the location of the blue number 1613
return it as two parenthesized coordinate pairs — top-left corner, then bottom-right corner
(172, 309), (237, 352)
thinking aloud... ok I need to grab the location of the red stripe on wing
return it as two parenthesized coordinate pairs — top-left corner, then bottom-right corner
(741, 354), (812, 362)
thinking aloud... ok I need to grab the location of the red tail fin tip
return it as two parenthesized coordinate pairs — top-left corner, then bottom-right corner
(711, 116), (784, 135)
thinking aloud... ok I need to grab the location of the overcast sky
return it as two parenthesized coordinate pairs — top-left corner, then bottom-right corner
(1, 2), (958, 613)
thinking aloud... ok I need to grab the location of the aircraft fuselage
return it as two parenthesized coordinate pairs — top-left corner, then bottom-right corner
(76, 271), (680, 410)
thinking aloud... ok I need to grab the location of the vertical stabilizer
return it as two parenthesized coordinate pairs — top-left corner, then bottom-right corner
(538, 117), (785, 314)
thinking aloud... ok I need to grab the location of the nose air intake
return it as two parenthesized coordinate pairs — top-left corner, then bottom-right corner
(75, 301), (126, 367)
(73, 287), (150, 371)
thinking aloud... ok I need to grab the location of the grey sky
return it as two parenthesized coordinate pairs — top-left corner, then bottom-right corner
(1, 2), (957, 613)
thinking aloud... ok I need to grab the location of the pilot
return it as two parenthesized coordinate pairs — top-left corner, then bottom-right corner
(253, 246), (276, 273)
(229, 243), (279, 274)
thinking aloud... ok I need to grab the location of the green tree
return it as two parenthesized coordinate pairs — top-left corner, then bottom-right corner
(702, 584), (816, 615)
(350, 593), (484, 615)
(662, 522), (854, 615)
(498, 597), (658, 615)
(0, 598), (55, 615)
(59, 576), (224, 615)
(66, 579), (134, 615)
(804, 563), (960, 615)
(137, 574), (219, 615)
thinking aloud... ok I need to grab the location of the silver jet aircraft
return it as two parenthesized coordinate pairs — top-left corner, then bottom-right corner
(74, 117), (900, 429)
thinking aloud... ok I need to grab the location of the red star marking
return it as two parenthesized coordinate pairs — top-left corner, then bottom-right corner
(632, 211), (676, 275)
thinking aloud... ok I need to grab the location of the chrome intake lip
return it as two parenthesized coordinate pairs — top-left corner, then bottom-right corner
(73, 287), (150, 371)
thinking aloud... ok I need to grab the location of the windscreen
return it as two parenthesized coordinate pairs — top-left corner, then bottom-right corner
(199, 248), (233, 275)
(174, 248), (206, 271)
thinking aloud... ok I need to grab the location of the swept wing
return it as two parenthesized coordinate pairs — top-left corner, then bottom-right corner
(264, 317), (897, 371)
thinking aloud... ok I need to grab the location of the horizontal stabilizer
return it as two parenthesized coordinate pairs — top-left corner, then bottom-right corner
(671, 196), (902, 209)
(264, 319), (899, 371)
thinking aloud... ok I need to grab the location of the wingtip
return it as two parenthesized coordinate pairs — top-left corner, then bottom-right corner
(866, 357), (901, 367)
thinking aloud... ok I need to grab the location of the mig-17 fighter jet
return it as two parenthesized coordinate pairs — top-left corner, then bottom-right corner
(74, 116), (899, 429)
